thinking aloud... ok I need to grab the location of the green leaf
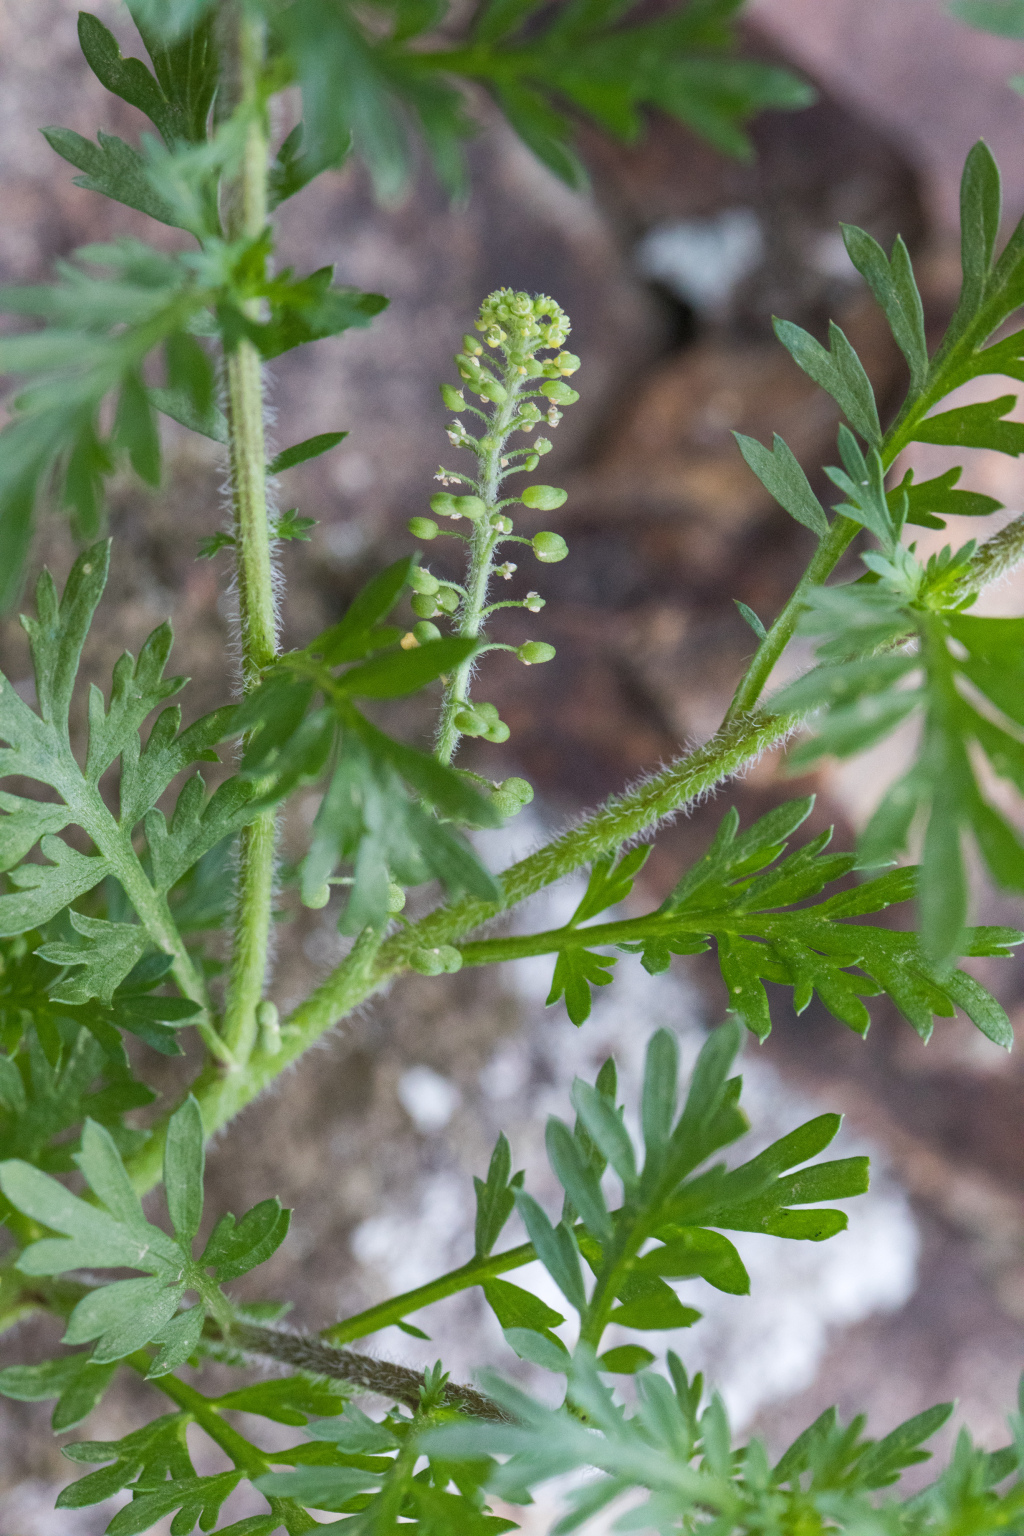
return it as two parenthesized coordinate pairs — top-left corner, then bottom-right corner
(77, 12), (178, 146)
(956, 140), (1003, 325)
(608, 1287), (701, 1331)
(163, 1094), (204, 1246)
(310, 555), (416, 663)
(105, 1470), (242, 1534)
(57, 1413), (194, 1508)
(889, 465), (1002, 529)
(0, 1353), (117, 1432)
(37, 914), (152, 1007)
(504, 1326), (571, 1371)
(199, 1196), (291, 1280)
(146, 1303), (204, 1377)
(856, 1401), (955, 1488)
(474, 1132), (523, 1258)
(569, 1079), (637, 1190)
(149, 384), (227, 443)
(912, 394), (1024, 455)
(41, 127), (187, 227)
(213, 1376), (347, 1426)
(637, 1228), (750, 1295)
(641, 1027), (679, 1160)
(733, 431), (829, 537)
(950, 0), (1024, 35)
(840, 226), (928, 391)
(546, 946), (616, 1025)
(75, 1118), (147, 1230)
(597, 1344), (654, 1374)
(268, 430), (348, 474)
(570, 845), (652, 926)
(545, 1115), (613, 1239)
(484, 1277), (565, 1333)
(773, 319), (881, 445)
(252, 1465), (384, 1512)
(123, 0), (219, 144)
(513, 1190), (587, 1312)
(340, 636), (479, 698)
(63, 1275), (185, 1360)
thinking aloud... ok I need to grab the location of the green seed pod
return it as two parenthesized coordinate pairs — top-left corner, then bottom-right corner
(409, 516), (438, 540)
(412, 620), (442, 642)
(483, 719), (511, 743)
(491, 789), (523, 817)
(533, 531), (568, 563)
(305, 884), (331, 909)
(452, 495), (486, 521)
(477, 376), (508, 405)
(521, 484), (567, 511)
(475, 702), (501, 724)
(435, 587), (460, 613)
(387, 883), (407, 913)
(430, 492), (457, 517)
(524, 454), (540, 471)
(411, 592), (439, 618)
(533, 437), (553, 455)
(462, 334), (483, 357)
(556, 351), (581, 375)
(518, 641), (556, 665)
(540, 381), (579, 405)
(440, 384), (466, 410)
(409, 567), (440, 595)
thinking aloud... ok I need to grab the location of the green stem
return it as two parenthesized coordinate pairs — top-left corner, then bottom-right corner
(322, 1241), (537, 1346)
(219, 5), (277, 1065)
(436, 361), (526, 764)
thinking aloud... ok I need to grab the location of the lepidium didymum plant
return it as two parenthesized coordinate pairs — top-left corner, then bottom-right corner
(3, 2), (1024, 1532)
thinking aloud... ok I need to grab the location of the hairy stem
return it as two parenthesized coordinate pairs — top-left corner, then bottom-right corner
(232, 1322), (509, 1420)
(220, 5), (278, 1064)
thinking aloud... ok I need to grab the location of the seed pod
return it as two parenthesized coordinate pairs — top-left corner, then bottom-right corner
(256, 1000), (281, 1055)
(452, 495), (486, 521)
(518, 641), (556, 665)
(387, 883), (407, 913)
(440, 384), (466, 410)
(411, 592), (439, 618)
(409, 516), (438, 539)
(430, 492), (457, 517)
(305, 884), (331, 909)
(533, 531), (568, 563)
(409, 567), (440, 595)
(540, 380), (580, 405)
(521, 484), (567, 510)
(435, 587), (460, 613)
(412, 621), (442, 642)
(501, 776), (534, 805)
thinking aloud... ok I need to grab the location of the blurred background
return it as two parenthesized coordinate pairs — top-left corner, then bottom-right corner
(4, 0), (1024, 1528)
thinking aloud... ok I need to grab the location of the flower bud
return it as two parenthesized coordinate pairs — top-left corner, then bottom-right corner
(440, 384), (466, 410)
(495, 515), (514, 534)
(305, 883), (331, 909)
(518, 641), (556, 665)
(496, 561), (517, 580)
(409, 516), (438, 540)
(452, 495), (486, 521)
(435, 586), (460, 613)
(409, 567), (440, 595)
(540, 381), (579, 405)
(462, 334), (483, 356)
(556, 351), (581, 375)
(533, 437), (553, 455)
(387, 883), (406, 913)
(413, 621), (442, 642)
(256, 999), (281, 1054)
(522, 484), (567, 511)
(533, 531), (568, 563)
(411, 592), (439, 618)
